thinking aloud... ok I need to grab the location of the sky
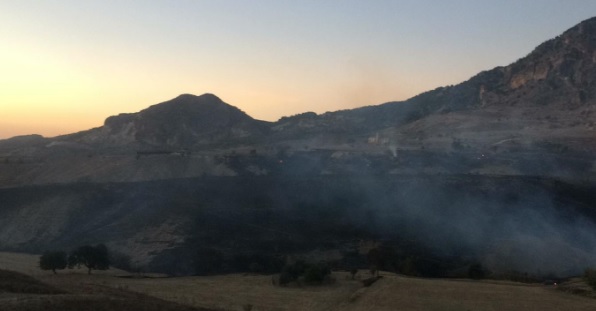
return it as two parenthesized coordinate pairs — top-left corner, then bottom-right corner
(1, 1), (596, 139)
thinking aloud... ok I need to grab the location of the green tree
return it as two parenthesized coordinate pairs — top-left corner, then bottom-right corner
(68, 244), (110, 274)
(39, 251), (67, 274)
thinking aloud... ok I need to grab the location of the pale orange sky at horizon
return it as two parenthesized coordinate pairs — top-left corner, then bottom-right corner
(2, 1), (596, 139)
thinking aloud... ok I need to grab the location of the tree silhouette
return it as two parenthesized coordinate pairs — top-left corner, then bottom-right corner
(350, 268), (358, 280)
(367, 248), (382, 277)
(68, 244), (110, 274)
(468, 263), (486, 280)
(39, 251), (67, 274)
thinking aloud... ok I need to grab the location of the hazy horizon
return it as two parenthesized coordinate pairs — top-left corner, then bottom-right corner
(2, 1), (596, 139)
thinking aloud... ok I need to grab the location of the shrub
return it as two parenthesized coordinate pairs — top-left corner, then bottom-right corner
(350, 268), (358, 279)
(303, 263), (330, 283)
(468, 263), (486, 280)
(279, 269), (294, 286)
(399, 257), (418, 276)
(584, 268), (596, 290)
(193, 248), (223, 275)
(110, 251), (132, 271)
(278, 261), (331, 285)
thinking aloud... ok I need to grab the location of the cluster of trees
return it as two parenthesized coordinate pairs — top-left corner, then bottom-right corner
(278, 260), (331, 285)
(468, 263), (486, 280)
(39, 244), (110, 275)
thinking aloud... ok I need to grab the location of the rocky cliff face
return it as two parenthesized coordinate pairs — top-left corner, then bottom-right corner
(374, 17), (596, 165)
(282, 16), (596, 136)
(483, 16), (596, 108)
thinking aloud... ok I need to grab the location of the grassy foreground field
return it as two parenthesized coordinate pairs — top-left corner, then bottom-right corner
(1, 252), (595, 311)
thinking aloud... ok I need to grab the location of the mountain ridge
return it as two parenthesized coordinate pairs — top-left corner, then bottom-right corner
(3, 17), (596, 147)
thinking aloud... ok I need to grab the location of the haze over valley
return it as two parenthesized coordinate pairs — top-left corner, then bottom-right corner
(2, 7), (596, 311)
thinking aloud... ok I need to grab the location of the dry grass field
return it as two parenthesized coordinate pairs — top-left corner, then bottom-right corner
(332, 276), (596, 311)
(1, 252), (595, 311)
(0, 252), (49, 276)
(0, 252), (206, 311)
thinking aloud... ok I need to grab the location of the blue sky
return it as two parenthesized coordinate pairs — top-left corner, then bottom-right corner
(1, 0), (595, 138)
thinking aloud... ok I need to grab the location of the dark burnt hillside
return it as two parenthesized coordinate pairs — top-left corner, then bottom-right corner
(1, 175), (596, 276)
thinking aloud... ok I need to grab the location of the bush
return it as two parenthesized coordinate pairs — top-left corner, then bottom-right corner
(584, 268), (596, 290)
(304, 263), (330, 283)
(279, 269), (294, 286)
(468, 263), (486, 280)
(193, 248), (223, 275)
(278, 261), (331, 285)
(248, 262), (263, 273)
(110, 251), (132, 271)
(399, 257), (418, 276)
(350, 268), (358, 279)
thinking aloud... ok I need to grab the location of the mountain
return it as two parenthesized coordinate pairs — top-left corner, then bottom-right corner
(0, 94), (273, 186)
(63, 93), (270, 149)
(275, 16), (596, 145)
(2, 17), (596, 277)
(4, 17), (596, 182)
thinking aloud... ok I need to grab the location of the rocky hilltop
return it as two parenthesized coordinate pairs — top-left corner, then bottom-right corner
(1, 17), (596, 277)
(85, 93), (269, 148)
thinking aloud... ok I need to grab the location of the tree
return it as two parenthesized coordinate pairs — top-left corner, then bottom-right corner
(367, 248), (382, 276)
(194, 248), (223, 275)
(468, 263), (486, 280)
(39, 251), (67, 274)
(303, 263), (330, 283)
(68, 244), (110, 274)
(109, 251), (132, 271)
(277, 261), (331, 285)
(584, 268), (596, 290)
(369, 265), (378, 277)
(350, 268), (358, 280)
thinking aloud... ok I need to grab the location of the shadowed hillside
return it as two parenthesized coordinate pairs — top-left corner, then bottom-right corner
(1, 175), (596, 277)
